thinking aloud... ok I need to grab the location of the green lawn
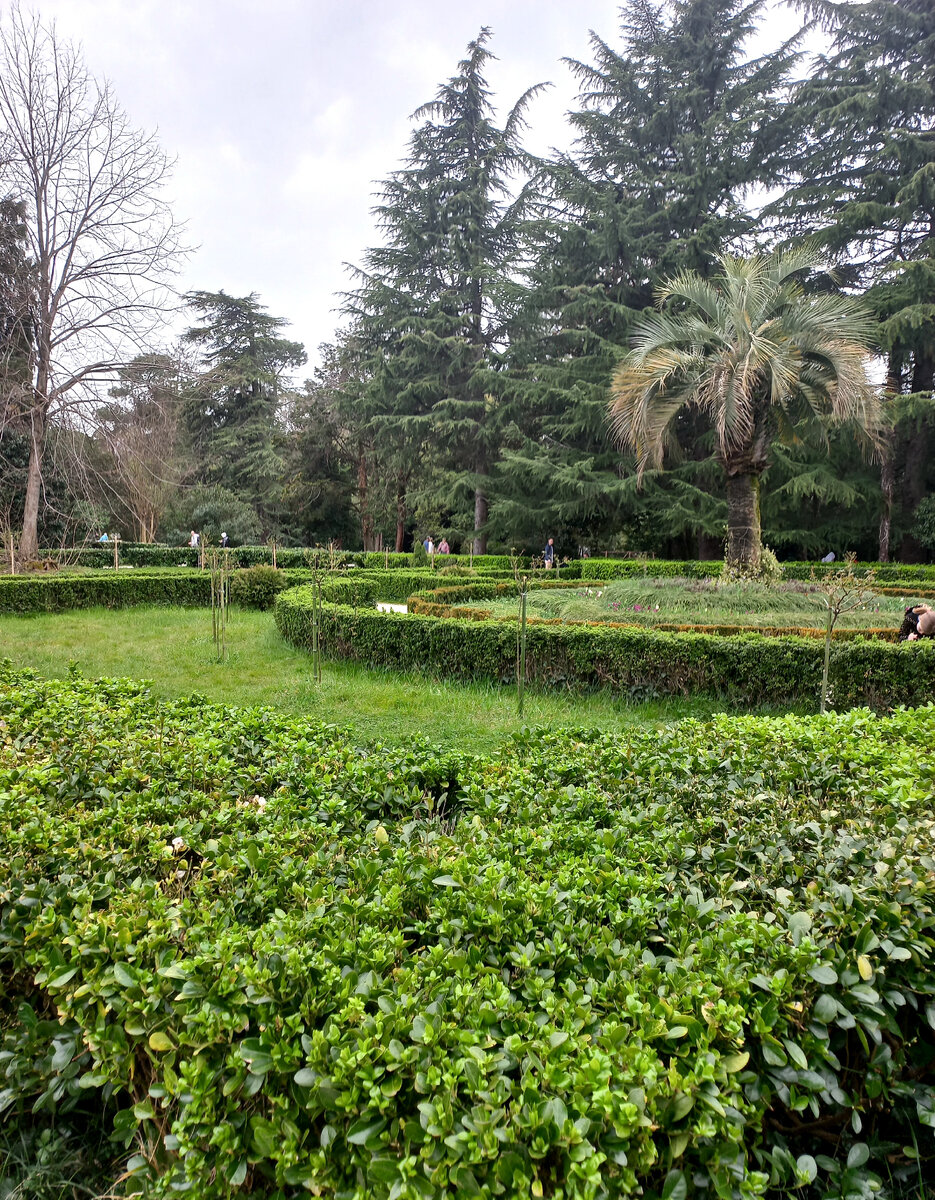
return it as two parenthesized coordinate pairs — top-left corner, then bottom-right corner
(0, 605), (802, 752)
(487, 576), (919, 629)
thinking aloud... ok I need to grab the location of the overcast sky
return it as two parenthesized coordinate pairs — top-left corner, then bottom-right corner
(31, 0), (804, 372)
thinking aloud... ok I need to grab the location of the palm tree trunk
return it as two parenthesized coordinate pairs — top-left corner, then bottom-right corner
(725, 471), (761, 571)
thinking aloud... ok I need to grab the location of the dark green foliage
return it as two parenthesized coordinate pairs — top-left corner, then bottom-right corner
(276, 588), (935, 709)
(0, 569), (215, 614)
(182, 292), (306, 537)
(769, 0), (935, 561)
(916, 496), (935, 552)
(774, 0), (935, 391)
(344, 30), (543, 553)
(161, 483), (263, 548)
(0, 568), (310, 615)
(1, 667), (934, 1196)
(496, 0), (801, 550)
(228, 566), (287, 611)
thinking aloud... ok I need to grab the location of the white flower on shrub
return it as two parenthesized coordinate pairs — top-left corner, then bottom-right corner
(171, 836), (186, 854)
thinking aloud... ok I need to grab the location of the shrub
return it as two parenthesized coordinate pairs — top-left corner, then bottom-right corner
(1, 666), (933, 1197)
(229, 565), (287, 610)
(0, 569), (214, 614)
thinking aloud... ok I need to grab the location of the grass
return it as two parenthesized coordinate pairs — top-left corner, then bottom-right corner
(487, 576), (921, 629)
(0, 605), (805, 753)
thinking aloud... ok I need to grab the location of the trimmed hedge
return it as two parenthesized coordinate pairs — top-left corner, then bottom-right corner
(578, 558), (935, 584)
(0, 569), (216, 613)
(0, 568), (330, 615)
(0, 568), (517, 616)
(277, 587), (935, 708)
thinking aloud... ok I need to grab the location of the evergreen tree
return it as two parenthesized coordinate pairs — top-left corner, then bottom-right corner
(345, 29), (543, 553)
(770, 0), (935, 559)
(282, 338), (392, 550)
(183, 291), (306, 538)
(499, 0), (802, 551)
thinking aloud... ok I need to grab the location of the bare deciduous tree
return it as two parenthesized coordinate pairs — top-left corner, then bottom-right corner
(91, 350), (191, 542)
(0, 5), (186, 559)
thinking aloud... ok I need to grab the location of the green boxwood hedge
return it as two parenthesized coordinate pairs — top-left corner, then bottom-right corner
(276, 587), (935, 708)
(0, 568), (513, 616)
(1, 666), (934, 1197)
(577, 558), (935, 584)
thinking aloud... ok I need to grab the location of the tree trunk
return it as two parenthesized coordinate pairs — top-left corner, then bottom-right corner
(395, 479), (406, 553)
(19, 406), (46, 561)
(473, 485), (488, 557)
(911, 349), (934, 395)
(900, 416), (930, 562)
(724, 470), (761, 570)
(697, 532), (722, 560)
(357, 450), (376, 551)
(878, 438), (894, 563)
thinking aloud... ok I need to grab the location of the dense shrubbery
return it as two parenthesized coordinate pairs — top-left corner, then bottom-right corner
(229, 565), (290, 610)
(277, 588), (935, 709)
(1, 665), (933, 1197)
(0, 569), (217, 614)
(577, 560), (935, 585)
(37, 546), (537, 572)
(0, 568), (493, 616)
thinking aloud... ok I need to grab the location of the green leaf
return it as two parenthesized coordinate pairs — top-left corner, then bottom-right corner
(662, 1169), (687, 1200)
(148, 1031), (174, 1052)
(796, 1154), (818, 1183)
(346, 1116), (387, 1146)
(809, 964), (838, 986)
(847, 1143), (869, 1168)
(432, 874), (461, 888)
(113, 963), (136, 988)
(47, 967), (78, 988)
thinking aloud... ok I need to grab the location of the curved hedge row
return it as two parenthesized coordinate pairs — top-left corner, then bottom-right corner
(275, 587), (935, 709)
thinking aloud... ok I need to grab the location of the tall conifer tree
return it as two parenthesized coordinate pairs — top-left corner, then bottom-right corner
(345, 30), (542, 553)
(770, 0), (935, 559)
(497, 0), (801, 552)
(183, 291), (306, 537)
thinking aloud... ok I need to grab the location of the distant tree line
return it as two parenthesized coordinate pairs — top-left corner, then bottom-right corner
(1, 0), (933, 561)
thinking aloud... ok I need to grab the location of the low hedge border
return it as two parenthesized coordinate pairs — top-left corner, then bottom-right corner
(0, 568), (524, 616)
(36, 546), (540, 571)
(0, 568), (327, 615)
(275, 587), (935, 708)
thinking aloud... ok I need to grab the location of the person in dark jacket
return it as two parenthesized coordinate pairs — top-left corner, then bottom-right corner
(899, 604), (935, 641)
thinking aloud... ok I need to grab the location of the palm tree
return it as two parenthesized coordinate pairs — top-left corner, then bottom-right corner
(609, 248), (882, 570)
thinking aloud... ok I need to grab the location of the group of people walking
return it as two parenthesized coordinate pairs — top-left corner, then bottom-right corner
(187, 531), (229, 548)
